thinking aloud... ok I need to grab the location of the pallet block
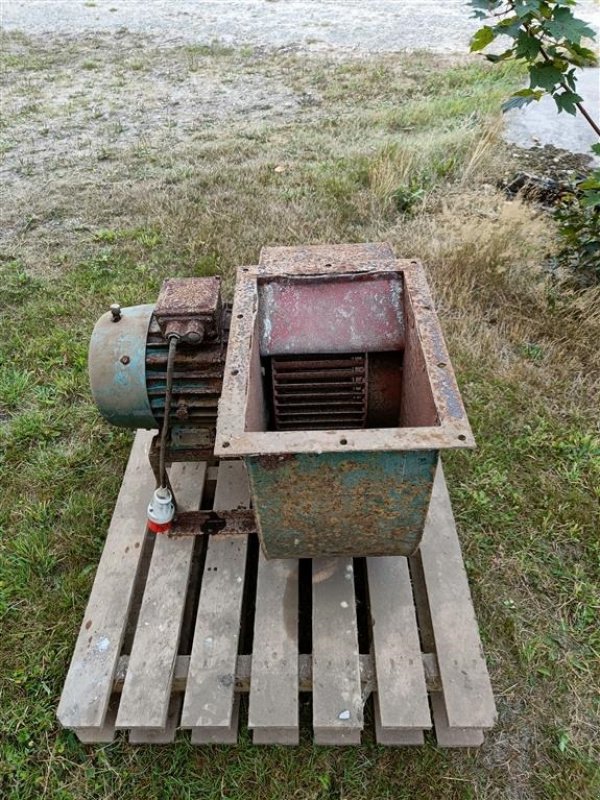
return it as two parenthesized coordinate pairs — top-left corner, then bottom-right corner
(57, 430), (496, 746)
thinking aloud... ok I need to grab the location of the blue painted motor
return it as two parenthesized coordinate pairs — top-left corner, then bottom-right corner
(88, 278), (228, 441)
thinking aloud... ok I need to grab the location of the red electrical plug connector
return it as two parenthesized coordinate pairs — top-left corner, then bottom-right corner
(147, 487), (175, 534)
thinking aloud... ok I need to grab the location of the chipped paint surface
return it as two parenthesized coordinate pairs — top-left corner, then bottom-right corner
(403, 263), (467, 421)
(258, 273), (404, 356)
(247, 449), (438, 558)
(89, 304), (156, 429)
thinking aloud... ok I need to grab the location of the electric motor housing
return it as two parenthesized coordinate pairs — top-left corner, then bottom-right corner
(88, 278), (228, 439)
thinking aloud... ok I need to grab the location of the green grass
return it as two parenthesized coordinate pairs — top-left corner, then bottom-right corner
(1, 31), (599, 800)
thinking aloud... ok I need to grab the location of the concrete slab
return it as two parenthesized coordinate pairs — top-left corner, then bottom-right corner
(2, 0), (598, 55)
(504, 68), (600, 161)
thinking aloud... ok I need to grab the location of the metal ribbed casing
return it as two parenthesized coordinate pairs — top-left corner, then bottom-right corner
(145, 316), (225, 429)
(271, 353), (368, 430)
(89, 304), (228, 431)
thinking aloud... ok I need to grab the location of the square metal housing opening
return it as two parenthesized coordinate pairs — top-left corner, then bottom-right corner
(215, 245), (473, 558)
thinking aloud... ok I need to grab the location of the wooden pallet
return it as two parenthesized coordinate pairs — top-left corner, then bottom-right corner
(57, 430), (496, 747)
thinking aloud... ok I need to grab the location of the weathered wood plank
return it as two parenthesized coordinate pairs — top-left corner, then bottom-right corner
(73, 697), (119, 744)
(190, 701), (240, 745)
(367, 557), (431, 734)
(128, 694), (183, 744)
(57, 430), (155, 730)
(116, 462), (207, 730)
(430, 693), (484, 748)
(181, 460), (250, 743)
(312, 558), (363, 745)
(373, 696), (425, 746)
(419, 463), (496, 730)
(248, 553), (299, 745)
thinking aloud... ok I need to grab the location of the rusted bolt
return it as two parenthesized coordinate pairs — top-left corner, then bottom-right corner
(120, 355), (130, 365)
(110, 303), (122, 322)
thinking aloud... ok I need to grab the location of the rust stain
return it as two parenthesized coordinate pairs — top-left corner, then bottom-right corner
(155, 277), (221, 318)
(257, 453), (296, 471)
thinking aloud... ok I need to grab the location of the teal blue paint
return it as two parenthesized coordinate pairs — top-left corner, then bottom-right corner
(246, 449), (438, 559)
(89, 304), (156, 429)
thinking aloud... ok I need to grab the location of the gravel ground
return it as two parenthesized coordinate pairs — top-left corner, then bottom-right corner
(4, 0), (597, 53)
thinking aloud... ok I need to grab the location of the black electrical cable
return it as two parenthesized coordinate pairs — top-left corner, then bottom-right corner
(158, 335), (178, 490)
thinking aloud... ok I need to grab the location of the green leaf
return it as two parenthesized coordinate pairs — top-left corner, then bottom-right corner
(470, 0), (498, 19)
(553, 89), (583, 115)
(529, 62), (564, 91)
(485, 49), (514, 63)
(471, 26), (495, 52)
(514, 0), (543, 19)
(563, 41), (598, 67)
(515, 31), (542, 60)
(591, 143), (600, 157)
(502, 89), (543, 112)
(580, 192), (600, 209)
(494, 15), (524, 39)
(579, 173), (600, 191)
(546, 8), (596, 44)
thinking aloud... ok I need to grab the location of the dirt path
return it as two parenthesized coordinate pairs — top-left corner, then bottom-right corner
(5, 0), (597, 53)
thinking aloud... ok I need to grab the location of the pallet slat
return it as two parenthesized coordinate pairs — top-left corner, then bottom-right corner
(249, 553), (299, 744)
(181, 461), (250, 743)
(419, 464), (496, 731)
(373, 696), (425, 746)
(116, 462), (207, 734)
(367, 556), (431, 744)
(57, 430), (155, 732)
(429, 693), (485, 748)
(129, 695), (183, 744)
(312, 558), (363, 745)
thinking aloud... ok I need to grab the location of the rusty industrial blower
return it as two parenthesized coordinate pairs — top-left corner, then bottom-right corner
(89, 243), (474, 558)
